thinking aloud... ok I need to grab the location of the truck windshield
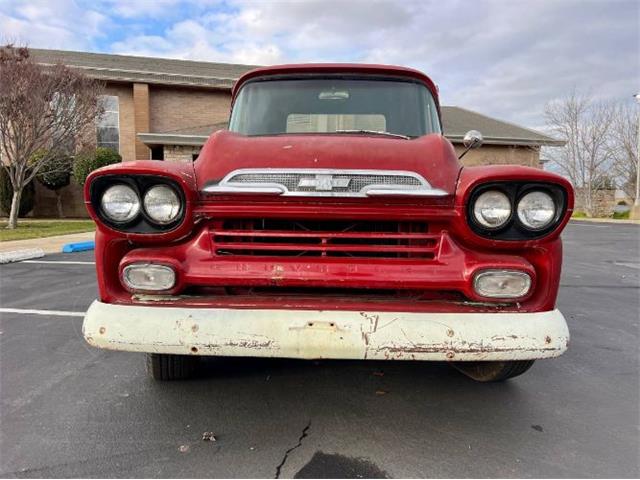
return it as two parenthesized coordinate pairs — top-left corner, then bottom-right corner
(229, 77), (441, 138)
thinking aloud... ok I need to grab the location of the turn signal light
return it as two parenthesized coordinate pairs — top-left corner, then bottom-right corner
(473, 270), (531, 299)
(122, 264), (176, 291)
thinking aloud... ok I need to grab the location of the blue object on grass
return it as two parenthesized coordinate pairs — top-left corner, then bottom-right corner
(62, 240), (95, 253)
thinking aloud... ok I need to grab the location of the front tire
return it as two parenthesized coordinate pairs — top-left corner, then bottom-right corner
(146, 353), (199, 381)
(451, 360), (535, 382)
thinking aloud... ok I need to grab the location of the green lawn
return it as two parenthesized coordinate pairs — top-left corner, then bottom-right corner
(0, 219), (95, 242)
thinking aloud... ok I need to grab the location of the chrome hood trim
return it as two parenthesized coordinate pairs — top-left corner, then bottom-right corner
(202, 168), (448, 197)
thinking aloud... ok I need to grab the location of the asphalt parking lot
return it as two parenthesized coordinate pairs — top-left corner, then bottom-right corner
(0, 221), (638, 478)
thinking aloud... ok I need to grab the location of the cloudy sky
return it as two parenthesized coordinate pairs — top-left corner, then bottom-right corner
(1, 0), (638, 129)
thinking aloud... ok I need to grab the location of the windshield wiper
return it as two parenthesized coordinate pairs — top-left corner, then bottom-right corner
(333, 129), (410, 140)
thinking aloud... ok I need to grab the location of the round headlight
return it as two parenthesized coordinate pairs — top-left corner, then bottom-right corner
(143, 185), (181, 224)
(101, 184), (140, 223)
(517, 190), (556, 230)
(473, 190), (512, 229)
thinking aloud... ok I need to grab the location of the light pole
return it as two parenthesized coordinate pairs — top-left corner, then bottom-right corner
(635, 94), (640, 208)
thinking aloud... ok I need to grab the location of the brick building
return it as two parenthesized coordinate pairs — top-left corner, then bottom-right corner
(28, 49), (563, 217)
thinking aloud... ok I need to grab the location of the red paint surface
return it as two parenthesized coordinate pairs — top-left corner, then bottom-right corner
(195, 131), (460, 196)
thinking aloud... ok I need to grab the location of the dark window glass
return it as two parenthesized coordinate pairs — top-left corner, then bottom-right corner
(97, 95), (119, 152)
(151, 146), (164, 160)
(97, 126), (119, 143)
(229, 77), (440, 138)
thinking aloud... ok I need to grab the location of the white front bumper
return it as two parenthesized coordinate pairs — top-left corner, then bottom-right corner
(83, 301), (569, 361)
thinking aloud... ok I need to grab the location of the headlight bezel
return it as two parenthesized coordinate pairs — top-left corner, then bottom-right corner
(516, 188), (558, 231)
(143, 184), (183, 225)
(467, 182), (567, 240)
(100, 183), (141, 224)
(471, 188), (513, 230)
(90, 175), (186, 233)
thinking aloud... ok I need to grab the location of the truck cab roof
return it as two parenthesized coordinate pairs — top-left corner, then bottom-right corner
(232, 63), (440, 106)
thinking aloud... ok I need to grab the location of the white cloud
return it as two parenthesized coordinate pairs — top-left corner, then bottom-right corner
(0, 0), (107, 50)
(110, 17), (284, 65)
(1, 0), (637, 127)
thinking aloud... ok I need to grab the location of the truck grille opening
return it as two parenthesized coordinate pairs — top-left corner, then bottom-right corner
(211, 219), (438, 259)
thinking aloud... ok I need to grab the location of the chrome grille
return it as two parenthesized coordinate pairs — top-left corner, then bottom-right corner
(231, 172), (422, 193)
(202, 168), (446, 197)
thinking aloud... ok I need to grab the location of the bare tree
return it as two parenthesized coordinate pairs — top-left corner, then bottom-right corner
(0, 45), (104, 228)
(544, 92), (615, 216)
(609, 101), (639, 203)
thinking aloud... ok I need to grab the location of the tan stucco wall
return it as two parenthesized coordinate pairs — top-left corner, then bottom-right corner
(574, 188), (616, 217)
(164, 145), (202, 162)
(453, 144), (541, 168)
(149, 86), (231, 135)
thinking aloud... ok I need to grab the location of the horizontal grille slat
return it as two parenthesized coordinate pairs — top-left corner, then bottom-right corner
(213, 242), (438, 253)
(211, 219), (437, 259)
(211, 229), (436, 240)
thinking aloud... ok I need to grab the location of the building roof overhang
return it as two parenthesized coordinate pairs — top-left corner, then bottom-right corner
(137, 133), (210, 147)
(30, 49), (257, 90)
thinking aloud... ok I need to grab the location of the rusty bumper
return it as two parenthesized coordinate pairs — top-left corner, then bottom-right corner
(83, 301), (569, 361)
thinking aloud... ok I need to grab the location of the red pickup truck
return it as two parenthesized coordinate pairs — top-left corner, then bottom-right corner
(82, 64), (573, 382)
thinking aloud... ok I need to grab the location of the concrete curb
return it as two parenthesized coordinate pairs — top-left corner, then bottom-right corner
(0, 248), (45, 264)
(571, 218), (640, 225)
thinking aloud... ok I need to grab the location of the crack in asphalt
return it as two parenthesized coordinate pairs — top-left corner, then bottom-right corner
(274, 421), (311, 479)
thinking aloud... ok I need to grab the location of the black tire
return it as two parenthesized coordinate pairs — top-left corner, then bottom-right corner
(451, 360), (535, 382)
(146, 353), (199, 381)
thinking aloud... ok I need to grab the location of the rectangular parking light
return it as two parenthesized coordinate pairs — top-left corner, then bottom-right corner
(122, 264), (176, 291)
(473, 270), (531, 299)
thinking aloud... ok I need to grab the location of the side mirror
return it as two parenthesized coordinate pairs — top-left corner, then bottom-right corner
(463, 130), (483, 149)
(459, 130), (483, 159)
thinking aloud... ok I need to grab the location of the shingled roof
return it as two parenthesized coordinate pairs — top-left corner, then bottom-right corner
(29, 48), (258, 90)
(442, 106), (563, 146)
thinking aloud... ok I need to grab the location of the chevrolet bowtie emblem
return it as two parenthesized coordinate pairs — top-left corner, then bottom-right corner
(298, 174), (351, 191)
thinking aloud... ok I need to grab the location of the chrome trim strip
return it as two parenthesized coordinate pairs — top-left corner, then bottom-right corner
(202, 168), (448, 197)
(203, 184), (285, 195)
(365, 188), (449, 197)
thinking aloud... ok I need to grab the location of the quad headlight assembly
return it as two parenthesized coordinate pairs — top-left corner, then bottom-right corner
(468, 183), (566, 239)
(91, 176), (185, 233)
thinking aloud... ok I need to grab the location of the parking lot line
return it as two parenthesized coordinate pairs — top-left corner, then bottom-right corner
(21, 260), (95, 265)
(0, 308), (85, 317)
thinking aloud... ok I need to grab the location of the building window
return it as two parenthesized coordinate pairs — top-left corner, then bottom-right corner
(97, 95), (119, 152)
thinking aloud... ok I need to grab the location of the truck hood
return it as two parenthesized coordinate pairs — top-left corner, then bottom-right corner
(194, 130), (461, 196)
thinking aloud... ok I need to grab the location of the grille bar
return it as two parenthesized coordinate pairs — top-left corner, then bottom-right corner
(213, 242), (438, 254)
(211, 229), (436, 240)
(211, 219), (437, 258)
